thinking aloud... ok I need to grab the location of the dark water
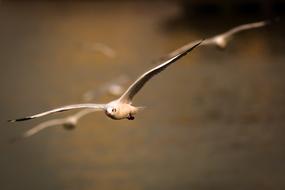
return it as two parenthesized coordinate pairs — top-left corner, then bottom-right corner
(0, 2), (285, 190)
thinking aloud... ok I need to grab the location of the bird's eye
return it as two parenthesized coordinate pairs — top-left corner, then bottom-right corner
(112, 108), (117, 112)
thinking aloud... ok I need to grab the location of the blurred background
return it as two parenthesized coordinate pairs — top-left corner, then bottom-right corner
(0, 0), (285, 190)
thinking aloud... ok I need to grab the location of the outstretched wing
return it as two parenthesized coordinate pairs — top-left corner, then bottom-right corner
(118, 40), (202, 103)
(202, 20), (269, 49)
(9, 119), (67, 143)
(222, 20), (268, 37)
(23, 119), (67, 138)
(8, 103), (105, 122)
(73, 108), (101, 119)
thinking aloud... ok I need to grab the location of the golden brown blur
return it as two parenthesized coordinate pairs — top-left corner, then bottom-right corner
(1, 1), (285, 190)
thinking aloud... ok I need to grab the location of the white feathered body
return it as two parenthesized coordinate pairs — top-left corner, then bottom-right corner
(105, 100), (140, 120)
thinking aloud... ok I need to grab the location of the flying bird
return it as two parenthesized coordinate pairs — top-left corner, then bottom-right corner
(203, 20), (269, 49)
(11, 76), (129, 142)
(163, 20), (268, 60)
(79, 42), (116, 58)
(83, 75), (130, 101)
(8, 40), (202, 122)
(10, 109), (97, 142)
(11, 76), (129, 141)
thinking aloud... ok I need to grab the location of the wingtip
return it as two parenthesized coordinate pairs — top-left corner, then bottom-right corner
(199, 39), (205, 45)
(183, 40), (203, 55)
(8, 117), (32, 122)
(193, 39), (204, 49)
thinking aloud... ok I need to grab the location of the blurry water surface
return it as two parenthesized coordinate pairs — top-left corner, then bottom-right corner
(0, 1), (285, 190)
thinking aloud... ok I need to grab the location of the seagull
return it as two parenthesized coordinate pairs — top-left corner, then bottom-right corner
(8, 40), (202, 122)
(10, 109), (97, 142)
(163, 20), (269, 60)
(79, 42), (116, 58)
(203, 20), (269, 49)
(83, 75), (130, 101)
(11, 76), (129, 141)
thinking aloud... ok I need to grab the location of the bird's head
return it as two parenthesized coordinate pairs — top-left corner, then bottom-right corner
(215, 36), (227, 49)
(106, 106), (119, 118)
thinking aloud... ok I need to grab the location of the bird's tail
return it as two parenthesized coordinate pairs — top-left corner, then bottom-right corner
(137, 106), (146, 111)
